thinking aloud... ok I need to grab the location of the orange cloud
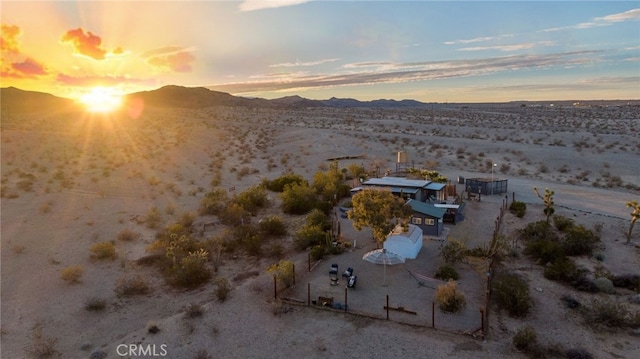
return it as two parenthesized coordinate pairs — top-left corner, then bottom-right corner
(61, 28), (107, 60)
(1, 58), (48, 79)
(1, 24), (21, 54)
(147, 51), (195, 72)
(13, 58), (47, 76)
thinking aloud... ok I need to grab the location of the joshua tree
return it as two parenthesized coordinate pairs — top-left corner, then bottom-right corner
(626, 200), (640, 244)
(533, 187), (555, 223)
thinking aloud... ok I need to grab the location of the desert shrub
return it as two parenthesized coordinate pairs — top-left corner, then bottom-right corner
(218, 202), (251, 226)
(561, 224), (599, 256)
(552, 215), (575, 231)
(280, 182), (317, 214)
(199, 188), (228, 215)
(306, 208), (331, 230)
(544, 257), (579, 282)
(584, 298), (629, 328)
(441, 239), (467, 264)
(593, 252), (605, 261)
(145, 206), (163, 229)
(435, 281), (466, 313)
(263, 173), (307, 192)
(114, 275), (151, 297)
(519, 220), (554, 242)
(177, 212), (196, 229)
(435, 263), (460, 281)
(294, 224), (326, 250)
(193, 349), (212, 359)
(524, 239), (564, 264)
(214, 277), (231, 302)
(147, 321), (160, 334)
(233, 185), (269, 215)
(84, 297), (107, 311)
(509, 201), (527, 218)
(25, 327), (59, 359)
(60, 265), (83, 284)
(512, 325), (537, 352)
(571, 276), (599, 293)
(259, 215), (287, 237)
(117, 228), (141, 242)
(185, 304), (204, 318)
(169, 249), (211, 288)
(593, 277), (616, 294)
(90, 241), (116, 260)
(611, 274), (640, 291)
(565, 348), (594, 359)
(268, 260), (295, 288)
(310, 245), (326, 261)
(492, 272), (531, 317)
(242, 233), (262, 257)
(266, 243), (284, 258)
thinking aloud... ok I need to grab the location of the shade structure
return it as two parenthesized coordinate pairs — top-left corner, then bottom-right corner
(362, 248), (405, 285)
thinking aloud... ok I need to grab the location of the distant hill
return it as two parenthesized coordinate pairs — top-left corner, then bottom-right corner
(124, 85), (272, 108)
(0, 87), (77, 114)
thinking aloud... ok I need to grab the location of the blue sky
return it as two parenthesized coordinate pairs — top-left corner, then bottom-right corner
(1, 1), (639, 102)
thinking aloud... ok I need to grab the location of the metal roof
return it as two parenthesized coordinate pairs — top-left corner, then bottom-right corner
(406, 199), (447, 218)
(363, 177), (430, 188)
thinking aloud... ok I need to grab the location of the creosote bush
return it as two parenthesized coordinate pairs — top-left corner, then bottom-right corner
(60, 265), (83, 284)
(509, 201), (527, 218)
(215, 277), (231, 302)
(90, 241), (117, 260)
(84, 297), (107, 311)
(441, 239), (467, 264)
(117, 228), (141, 242)
(114, 275), (151, 297)
(435, 263), (460, 281)
(512, 325), (537, 352)
(25, 327), (59, 359)
(491, 272), (531, 317)
(435, 280), (466, 313)
(259, 215), (287, 237)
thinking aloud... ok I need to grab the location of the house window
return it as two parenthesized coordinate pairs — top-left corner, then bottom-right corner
(411, 217), (422, 225)
(425, 218), (435, 226)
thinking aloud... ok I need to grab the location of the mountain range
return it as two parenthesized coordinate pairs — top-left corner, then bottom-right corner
(0, 85), (429, 114)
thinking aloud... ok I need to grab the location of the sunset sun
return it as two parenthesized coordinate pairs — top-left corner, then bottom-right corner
(79, 87), (123, 113)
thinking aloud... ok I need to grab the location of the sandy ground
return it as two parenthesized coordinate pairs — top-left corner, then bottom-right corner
(1, 103), (639, 358)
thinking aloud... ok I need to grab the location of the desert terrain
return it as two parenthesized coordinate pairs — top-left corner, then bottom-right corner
(1, 98), (639, 358)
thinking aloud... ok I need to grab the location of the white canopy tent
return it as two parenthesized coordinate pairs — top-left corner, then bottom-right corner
(383, 224), (423, 260)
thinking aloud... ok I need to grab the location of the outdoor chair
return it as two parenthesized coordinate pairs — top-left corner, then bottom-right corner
(342, 267), (353, 279)
(330, 264), (339, 285)
(347, 275), (357, 289)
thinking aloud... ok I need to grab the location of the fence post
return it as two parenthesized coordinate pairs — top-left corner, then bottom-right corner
(432, 301), (435, 328)
(480, 307), (485, 338)
(293, 263), (296, 285)
(386, 295), (389, 320)
(308, 252), (311, 272)
(273, 275), (277, 299)
(307, 282), (310, 306)
(344, 288), (348, 313)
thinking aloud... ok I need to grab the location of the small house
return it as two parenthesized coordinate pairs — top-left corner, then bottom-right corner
(361, 177), (446, 202)
(406, 199), (446, 236)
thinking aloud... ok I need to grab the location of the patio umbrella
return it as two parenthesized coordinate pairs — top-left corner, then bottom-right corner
(362, 248), (405, 286)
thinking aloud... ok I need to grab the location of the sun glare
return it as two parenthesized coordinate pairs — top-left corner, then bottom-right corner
(79, 87), (123, 113)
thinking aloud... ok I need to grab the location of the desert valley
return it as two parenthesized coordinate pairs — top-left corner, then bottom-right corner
(1, 86), (639, 359)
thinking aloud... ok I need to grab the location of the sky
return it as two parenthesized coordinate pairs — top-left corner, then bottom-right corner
(1, 1), (639, 102)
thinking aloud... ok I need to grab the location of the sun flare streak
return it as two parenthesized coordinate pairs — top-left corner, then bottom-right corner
(79, 87), (123, 113)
